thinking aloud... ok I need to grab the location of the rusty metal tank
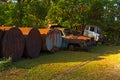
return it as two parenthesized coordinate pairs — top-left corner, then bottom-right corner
(0, 26), (13, 57)
(2, 27), (25, 61)
(39, 29), (62, 52)
(19, 27), (41, 58)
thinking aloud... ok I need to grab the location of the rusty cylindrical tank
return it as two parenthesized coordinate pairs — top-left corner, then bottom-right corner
(0, 26), (12, 31)
(19, 27), (41, 58)
(53, 29), (62, 51)
(0, 29), (4, 57)
(39, 29), (62, 52)
(2, 27), (25, 61)
(0, 26), (13, 57)
(0, 29), (3, 40)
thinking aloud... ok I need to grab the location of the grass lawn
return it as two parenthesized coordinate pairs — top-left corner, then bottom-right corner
(60, 46), (120, 80)
(0, 45), (120, 80)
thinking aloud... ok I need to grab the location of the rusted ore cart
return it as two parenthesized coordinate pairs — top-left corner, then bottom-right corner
(0, 26), (25, 61)
(19, 27), (42, 58)
(39, 29), (62, 52)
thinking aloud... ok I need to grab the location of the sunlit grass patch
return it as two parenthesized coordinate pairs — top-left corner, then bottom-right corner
(0, 45), (120, 80)
(61, 51), (120, 80)
(0, 50), (99, 80)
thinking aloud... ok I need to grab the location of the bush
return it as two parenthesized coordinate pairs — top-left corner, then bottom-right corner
(0, 57), (12, 72)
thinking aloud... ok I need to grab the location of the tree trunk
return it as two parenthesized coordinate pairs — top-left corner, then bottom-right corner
(17, 0), (22, 27)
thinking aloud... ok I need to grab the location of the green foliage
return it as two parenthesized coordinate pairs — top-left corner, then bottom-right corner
(1, 0), (120, 43)
(88, 0), (104, 26)
(0, 57), (12, 72)
(0, 0), (49, 27)
(22, 0), (49, 27)
(4, 3), (18, 26)
(0, 0), (119, 27)
(0, 4), (6, 25)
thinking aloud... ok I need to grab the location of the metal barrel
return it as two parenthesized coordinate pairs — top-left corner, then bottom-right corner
(0, 29), (3, 40)
(2, 27), (25, 61)
(0, 29), (4, 57)
(0, 26), (12, 31)
(53, 29), (62, 51)
(0, 26), (13, 57)
(19, 27), (41, 58)
(39, 29), (62, 52)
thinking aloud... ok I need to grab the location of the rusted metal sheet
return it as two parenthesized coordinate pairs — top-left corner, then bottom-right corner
(2, 27), (25, 61)
(39, 29), (50, 51)
(0, 26), (12, 31)
(19, 27), (41, 58)
(65, 35), (84, 44)
(0, 30), (3, 39)
(0, 26), (12, 57)
(52, 29), (62, 51)
(0, 29), (4, 57)
(78, 36), (91, 41)
(46, 30), (54, 51)
(39, 29), (62, 52)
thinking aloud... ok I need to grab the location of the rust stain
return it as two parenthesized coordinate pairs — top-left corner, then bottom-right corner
(39, 29), (51, 34)
(2, 27), (24, 61)
(24, 28), (42, 58)
(78, 36), (91, 41)
(0, 26), (12, 31)
(19, 27), (32, 35)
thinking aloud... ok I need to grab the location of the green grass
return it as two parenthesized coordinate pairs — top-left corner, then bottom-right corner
(60, 46), (120, 80)
(0, 45), (120, 80)
(0, 57), (12, 72)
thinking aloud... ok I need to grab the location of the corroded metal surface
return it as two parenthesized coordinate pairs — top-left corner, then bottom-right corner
(2, 27), (25, 61)
(39, 29), (62, 52)
(53, 29), (62, 51)
(0, 29), (4, 57)
(19, 28), (41, 58)
(0, 26), (12, 31)
(39, 29), (51, 51)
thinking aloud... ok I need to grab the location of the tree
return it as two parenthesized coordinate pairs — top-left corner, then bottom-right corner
(22, 0), (49, 27)
(87, 0), (104, 26)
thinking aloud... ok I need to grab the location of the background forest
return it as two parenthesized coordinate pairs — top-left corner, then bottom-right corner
(0, 0), (120, 43)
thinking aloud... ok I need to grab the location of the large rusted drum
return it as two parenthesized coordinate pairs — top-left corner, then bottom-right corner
(2, 27), (25, 61)
(19, 28), (41, 58)
(0, 26), (12, 57)
(39, 29), (53, 52)
(0, 28), (4, 42)
(0, 29), (4, 57)
(0, 26), (12, 31)
(53, 29), (62, 51)
(0, 29), (3, 40)
(39, 29), (62, 52)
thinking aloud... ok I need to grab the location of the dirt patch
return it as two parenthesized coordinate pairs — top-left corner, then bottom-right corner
(0, 69), (27, 80)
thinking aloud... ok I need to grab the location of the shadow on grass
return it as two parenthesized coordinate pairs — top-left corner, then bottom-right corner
(13, 45), (120, 69)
